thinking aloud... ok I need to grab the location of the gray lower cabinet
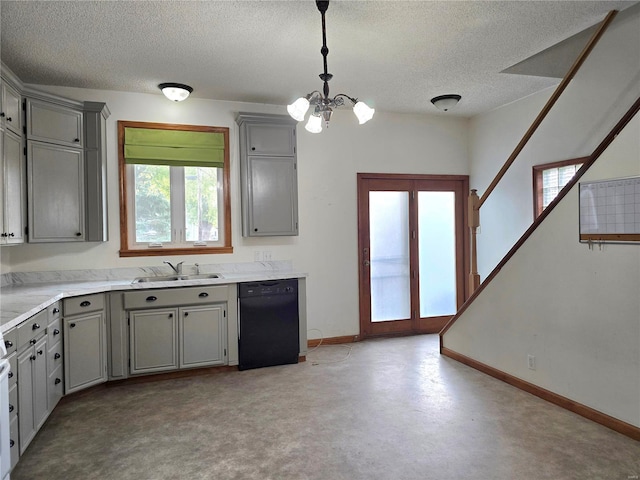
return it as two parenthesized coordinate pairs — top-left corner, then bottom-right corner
(63, 294), (107, 394)
(180, 305), (226, 368)
(17, 333), (47, 454)
(129, 308), (179, 374)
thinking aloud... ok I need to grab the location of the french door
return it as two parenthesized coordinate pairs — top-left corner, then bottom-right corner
(357, 173), (469, 337)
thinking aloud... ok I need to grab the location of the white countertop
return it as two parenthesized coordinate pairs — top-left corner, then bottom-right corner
(0, 270), (306, 333)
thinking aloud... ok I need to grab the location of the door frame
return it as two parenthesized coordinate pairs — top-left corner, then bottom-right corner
(357, 173), (470, 338)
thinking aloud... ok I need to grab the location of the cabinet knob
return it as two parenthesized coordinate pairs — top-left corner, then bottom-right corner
(254, 228), (258, 232)
(8, 233), (14, 237)
(37, 349), (43, 355)
(0, 112), (4, 117)
(55, 378), (61, 385)
(9, 405), (13, 413)
(74, 138), (80, 143)
(198, 292), (209, 298)
(4, 340), (12, 348)
(0, 233), (6, 237)
(30, 339), (37, 345)
(8, 372), (13, 379)
(6, 117), (11, 122)
(30, 355), (36, 361)
(80, 301), (91, 307)
(146, 296), (157, 302)
(70, 323), (76, 328)
(10, 440), (14, 448)
(54, 353), (61, 359)
(184, 312), (189, 317)
(32, 323), (41, 330)
(53, 328), (60, 335)
(53, 308), (60, 314)
(76, 232), (82, 237)
(251, 147), (256, 151)
(168, 313), (173, 318)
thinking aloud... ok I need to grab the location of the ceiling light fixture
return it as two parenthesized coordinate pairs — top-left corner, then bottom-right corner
(159, 83), (193, 102)
(287, 0), (374, 133)
(430, 94), (461, 112)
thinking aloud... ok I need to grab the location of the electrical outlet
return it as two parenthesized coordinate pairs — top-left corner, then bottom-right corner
(263, 251), (272, 261)
(254, 251), (263, 262)
(528, 355), (536, 370)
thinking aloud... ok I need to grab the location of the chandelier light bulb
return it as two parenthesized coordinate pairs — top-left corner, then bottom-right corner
(353, 101), (375, 124)
(305, 114), (323, 133)
(287, 97), (311, 121)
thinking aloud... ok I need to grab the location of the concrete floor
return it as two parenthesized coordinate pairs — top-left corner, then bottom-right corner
(11, 335), (640, 480)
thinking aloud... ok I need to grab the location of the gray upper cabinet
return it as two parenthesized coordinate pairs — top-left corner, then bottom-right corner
(26, 99), (83, 148)
(1, 128), (26, 245)
(27, 141), (85, 242)
(1, 79), (22, 136)
(236, 113), (299, 237)
(24, 91), (109, 243)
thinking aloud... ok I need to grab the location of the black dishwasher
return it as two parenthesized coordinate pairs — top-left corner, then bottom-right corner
(238, 279), (299, 370)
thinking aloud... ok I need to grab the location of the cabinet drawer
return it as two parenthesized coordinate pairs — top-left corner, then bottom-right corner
(26, 98), (83, 148)
(48, 341), (63, 374)
(124, 285), (228, 309)
(3, 327), (17, 355)
(64, 293), (105, 316)
(17, 309), (47, 349)
(7, 351), (16, 388)
(48, 317), (62, 346)
(8, 383), (17, 417)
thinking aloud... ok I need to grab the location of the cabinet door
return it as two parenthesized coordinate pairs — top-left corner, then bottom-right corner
(1, 81), (22, 135)
(17, 347), (36, 454)
(246, 124), (295, 156)
(2, 128), (25, 244)
(32, 336), (48, 431)
(245, 156), (298, 236)
(26, 99), (83, 148)
(179, 305), (227, 368)
(129, 309), (178, 374)
(64, 312), (107, 394)
(27, 140), (85, 242)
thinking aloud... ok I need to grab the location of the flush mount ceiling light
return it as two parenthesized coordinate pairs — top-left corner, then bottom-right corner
(287, 0), (375, 133)
(159, 83), (193, 102)
(430, 94), (461, 112)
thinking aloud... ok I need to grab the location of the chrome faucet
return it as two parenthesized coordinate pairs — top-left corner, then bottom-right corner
(164, 261), (184, 275)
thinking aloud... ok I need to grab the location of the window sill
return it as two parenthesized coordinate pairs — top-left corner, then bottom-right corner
(119, 246), (234, 257)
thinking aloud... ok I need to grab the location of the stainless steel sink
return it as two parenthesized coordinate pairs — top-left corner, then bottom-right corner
(132, 273), (222, 284)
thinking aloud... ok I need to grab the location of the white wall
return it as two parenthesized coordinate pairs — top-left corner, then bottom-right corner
(470, 5), (640, 278)
(444, 115), (640, 426)
(2, 86), (469, 339)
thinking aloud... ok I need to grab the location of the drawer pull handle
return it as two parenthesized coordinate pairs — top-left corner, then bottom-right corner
(53, 308), (60, 314)
(30, 339), (37, 345)
(80, 300), (91, 307)
(54, 353), (61, 359)
(8, 372), (13, 379)
(69, 323), (76, 328)
(9, 405), (13, 413)
(198, 292), (209, 298)
(55, 378), (61, 385)
(146, 296), (157, 302)
(32, 323), (41, 330)
(37, 349), (43, 355)
(4, 340), (12, 348)
(53, 329), (60, 335)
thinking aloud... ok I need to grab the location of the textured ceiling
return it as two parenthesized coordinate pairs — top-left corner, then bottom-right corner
(1, 0), (638, 117)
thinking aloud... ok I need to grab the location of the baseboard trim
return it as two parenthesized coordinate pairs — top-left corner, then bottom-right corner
(441, 347), (640, 441)
(308, 335), (359, 348)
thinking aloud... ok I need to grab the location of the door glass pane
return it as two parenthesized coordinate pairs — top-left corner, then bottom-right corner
(134, 164), (171, 243)
(369, 191), (411, 322)
(185, 166), (219, 242)
(418, 191), (457, 317)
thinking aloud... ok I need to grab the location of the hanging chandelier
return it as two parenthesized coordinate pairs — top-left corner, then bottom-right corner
(287, 0), (375, 133)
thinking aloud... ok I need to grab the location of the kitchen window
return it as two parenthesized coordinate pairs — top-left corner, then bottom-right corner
(532, 157), (585, 219)
(118, 121), (232, 256)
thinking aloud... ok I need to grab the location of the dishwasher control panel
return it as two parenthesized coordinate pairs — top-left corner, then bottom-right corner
(238, 279), (298, 297)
